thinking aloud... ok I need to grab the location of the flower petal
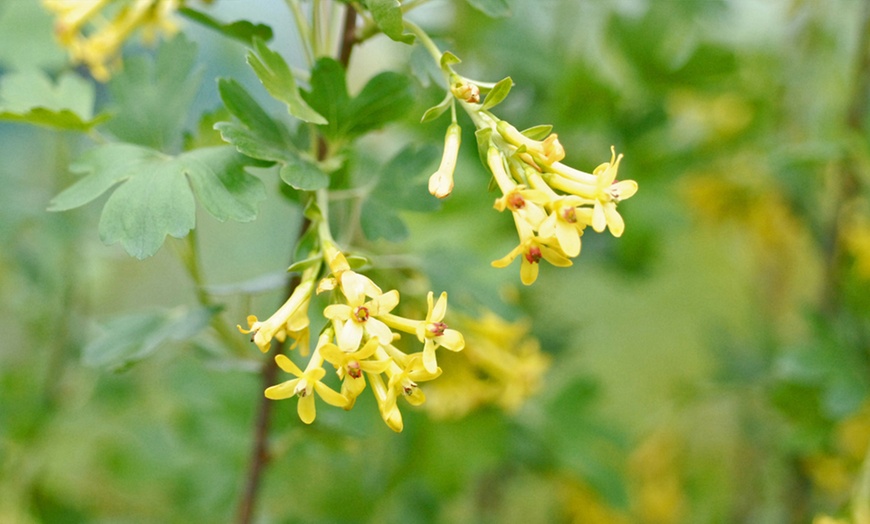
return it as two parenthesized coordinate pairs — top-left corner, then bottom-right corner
(437, 329), (465, 352)
(338, 319), (364, 352)
(592, 201), (607, 233)
(520, 259), (539, 285)
(264, 378), (301, 400)
(274, 354), (304, 377)
(297, 394), (316, 424)
(604, 203), (625, 237)
(555, 220), (580, 257)
(314, 381), (349, 408)
(431, 292), (448, 322)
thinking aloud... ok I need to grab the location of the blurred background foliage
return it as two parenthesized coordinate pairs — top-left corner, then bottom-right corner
(2, 0), (870, 522)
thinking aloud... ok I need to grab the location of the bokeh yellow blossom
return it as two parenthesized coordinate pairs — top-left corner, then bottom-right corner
(423, 310), (550, 420)
(43, 0), (181, 81)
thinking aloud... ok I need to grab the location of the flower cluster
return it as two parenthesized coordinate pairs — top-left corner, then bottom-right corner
(488, 128), (637, 284)
(423, 310), (550, 420)
(42, 0), (180, 81)
(426, 56), (638, 285)
(241, 242), (464, 432)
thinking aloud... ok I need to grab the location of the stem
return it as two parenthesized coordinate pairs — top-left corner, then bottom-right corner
(236, 4), (361, 521)
(285, 0), (314, 66)
(176, 231), (249, 357)
(338, 3), (358, 67)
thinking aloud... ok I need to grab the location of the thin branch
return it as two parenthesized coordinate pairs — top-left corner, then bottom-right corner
(235, 4), (360, 522)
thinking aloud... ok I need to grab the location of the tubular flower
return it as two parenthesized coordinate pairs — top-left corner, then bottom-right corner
(589, 147), (637, 237)
(385, 354), (442, 412)
(43, 0), (180, 82)
(238, 277), (314, 354)
(492, 218), (572, 285)
(497, 121), (565, 166)
(320, 337), (391, 407)
(380, 292), (465, 373)
(323, 271), (400, 352)
(537, 196), (593, 258)
(429, 123), (461, 199)
(493, 186), (550, 231)
(368, 371), (404, 432)
(264, 336), (349, 424)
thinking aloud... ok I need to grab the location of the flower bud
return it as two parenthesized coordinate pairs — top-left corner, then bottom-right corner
(496, 121), (565, 165)
(450, 76), (480, 103)
(429, 123), (462, 199)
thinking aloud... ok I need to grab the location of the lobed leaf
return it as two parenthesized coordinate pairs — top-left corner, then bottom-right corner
(247, 38), (326, 125)
(104, 34), (202, 150)
(0, 70), (109, 131)
(360, 144), (441, 242)
(82, 306), (218, 371)
(49, 144), (265, 259)
(366, 0), (415, 44)
(301, 58), (413, 142)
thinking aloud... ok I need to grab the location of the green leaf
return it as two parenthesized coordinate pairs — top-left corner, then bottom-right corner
(0, 1), (66, 70)
(104, 34), (202, 150)
(481, 76), (512, 111)
(178, 7), (273, 45)
(374, 144), (442, 212)
(521, 124), (553, 141)
(420, 92), (453, 123)
(184, 107), (233, 150)
(464, 0), (512, 18)
(347, 71), (414, 136)
(360, 144), (441, 242)
(280, 157), (329, 190)
(301, 58), (414, 142)
(218, 78), (284, 141)
(0, 70), (109, 131)
(215, 77), (290, 161)
(48, 144), (266, 259)
(475, 127), (493, 168)
(361, 199), (408, 242)
(287, 256), (322, 274)
(83, 306), (218, 371)
(215, 78), (327, 192)
(440, 51), (461, 68)
(366, 0), (415, 44)
(247, 38), (326, 124)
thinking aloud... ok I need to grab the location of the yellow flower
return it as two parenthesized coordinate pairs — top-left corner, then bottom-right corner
(385, 354), (441, 411)
(415, 292), (465, 373)
(544, 147), (637, 237)
(493, 185), (550, 230)
(497, 121), (566, 166)
(492, 218), (572, 285)
(590, 148), (637, 237)
(43, 0), (111, 44)
(537, 195), (592, 258)
(429, 123), (461, 199)
(319, 336), (391, 406)
(238, 278), (314, 354)
(368, 371), (404, 432)
(323, 271), (399, 352)
(264, 337), (348, 424)
(423, 310), (550, 419)
(378, 291), (465, 373)
(43, 0), (180, 81)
